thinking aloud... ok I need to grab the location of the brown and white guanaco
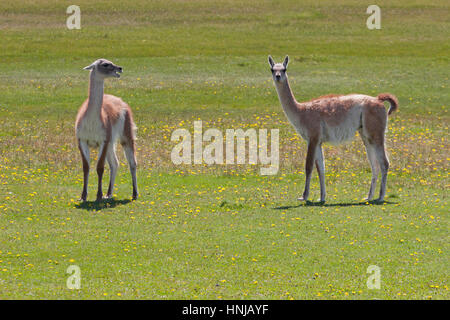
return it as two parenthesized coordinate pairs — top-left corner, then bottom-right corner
(75, 59), (138, 202)
(269, 55), (398, 202)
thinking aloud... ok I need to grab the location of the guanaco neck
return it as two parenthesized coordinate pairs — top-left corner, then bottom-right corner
(86, 71), (104, 117)
(274, 76), (301, 122)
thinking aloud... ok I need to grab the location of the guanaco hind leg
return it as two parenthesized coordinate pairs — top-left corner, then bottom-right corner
(315, 144), (326, 202)
(78, 139), (90, 202)
(122, 141), (138, 200)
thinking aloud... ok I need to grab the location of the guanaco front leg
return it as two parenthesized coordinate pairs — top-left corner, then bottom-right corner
(298, 138), (318, 202)
(106, 143), (119, 199)
(96, 141), (109, 202)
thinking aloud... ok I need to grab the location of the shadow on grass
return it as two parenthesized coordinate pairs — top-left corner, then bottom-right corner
(273, 200), (397, 210)
(75, 198), (132, 211)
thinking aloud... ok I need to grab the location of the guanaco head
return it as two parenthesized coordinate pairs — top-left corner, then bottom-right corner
(268, 55), (289, 83)
(83, 59), (123, 79)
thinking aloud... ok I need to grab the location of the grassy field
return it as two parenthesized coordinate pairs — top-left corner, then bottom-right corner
(0, 0), (448, 299)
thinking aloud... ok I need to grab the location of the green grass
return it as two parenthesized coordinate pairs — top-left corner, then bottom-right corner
(0, 0), (448, 299)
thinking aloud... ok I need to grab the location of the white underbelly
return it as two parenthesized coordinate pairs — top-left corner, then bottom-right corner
(321, 110), (362, 144)
(76, 120), (106, 147)
(322, 123), (359, 144)
(76, 112), (126, 147)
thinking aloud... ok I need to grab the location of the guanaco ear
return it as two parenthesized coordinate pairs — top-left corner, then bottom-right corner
(283, 55), (289, 69)
(268, 55), (275, 68)
(83, 63), (95, 70)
